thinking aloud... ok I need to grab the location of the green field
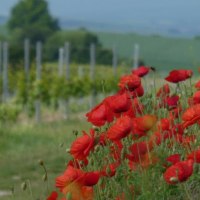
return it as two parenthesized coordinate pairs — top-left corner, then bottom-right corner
(0, 119), (89, 200)
(97, 32), (200, 72)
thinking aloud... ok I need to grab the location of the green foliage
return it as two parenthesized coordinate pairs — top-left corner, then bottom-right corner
(45, 30), (112, 64)
(0, 103), (21, 122)
(7, 0), (60, 66)
(5, 65), (120, 115)
(8, 0), (59, 44)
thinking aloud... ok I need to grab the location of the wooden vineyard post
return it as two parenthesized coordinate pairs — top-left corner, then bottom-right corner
(24, 38), (30, 83)
(64, 42), (70, 119)
(35, 41), (42, 123)
(78, 65), (84, 109)
(65, 42), (70, 80)
(90, 43), (96, 109)
(58, 47), (65, 117)
(24, 38), (30, 114)
(133, 43), (139, 69)
(58, 47), (64, 76)
(2, 42), (9, 103)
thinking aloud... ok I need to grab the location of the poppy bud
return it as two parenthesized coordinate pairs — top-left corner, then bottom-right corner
(21, 182), (27, 191)
(66, 148), (70, 153)
(73, 130), (78, 136)
(38, 159), (44, 166)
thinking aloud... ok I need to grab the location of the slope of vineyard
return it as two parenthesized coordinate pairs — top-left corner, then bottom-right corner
(96, 32), (200, 71)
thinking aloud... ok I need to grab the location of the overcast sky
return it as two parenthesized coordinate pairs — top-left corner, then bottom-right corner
(1, 0), (200, 25)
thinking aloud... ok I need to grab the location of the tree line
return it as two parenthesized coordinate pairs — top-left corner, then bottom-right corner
(0, 0), (112, 66)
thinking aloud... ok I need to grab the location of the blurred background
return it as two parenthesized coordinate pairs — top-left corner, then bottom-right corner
(0, 1), (200, 199)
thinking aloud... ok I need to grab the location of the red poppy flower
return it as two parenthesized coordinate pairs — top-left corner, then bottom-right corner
(105, 92), (131, 114)
(56, 166), (99, 199)
(70, 129), (95, 160)
(165, 69), (193, 83)
(192, 91), (200, 104)
(118, 74), (141, 91)
(128, 152), (158, 170)
(170, 123), (184, 136)
(163, 159), (193, 184)
(100, 162), (120, 177)
(122, 104), (136, 118)
(56, 166), (83, 190)
(47, 191), (58, 200)
(83, 171), (100, 186)
(129, 84), (144, 98)
(107, 116), (132, 141)
(165, 95), (179, 109)
(187, 149), (200, 163)
(110, 140), (123, 161)
(127, 141), (149, 162)
(166, 154), (181, 165)
(157, 118), (171, 132)
(182, 104), (200, 128)
(149, 132), (163, 148)
(156, 84), (170, 98)
(169, 105), (182, 119)
(132, 115), (157, 135)
(123, 98), (144, 117)
(132, 66), (151, 77)
(195, 80), (200, 90)
(86, 101), (114, 126)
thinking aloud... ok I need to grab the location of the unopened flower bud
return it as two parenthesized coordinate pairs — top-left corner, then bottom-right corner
(66, 148), (70, 153)
(38, 159), (44, 166)
(21, 182), (27, 191)
(73, 130), (78, 136)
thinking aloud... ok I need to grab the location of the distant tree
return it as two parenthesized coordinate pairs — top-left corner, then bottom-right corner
(45, 29), (112, 65)
(8, 0), (60, 44)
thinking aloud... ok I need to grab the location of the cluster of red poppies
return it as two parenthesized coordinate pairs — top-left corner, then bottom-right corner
(47, 66), (200, 200)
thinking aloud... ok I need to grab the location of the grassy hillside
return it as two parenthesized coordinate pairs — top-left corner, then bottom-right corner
(96, 32), (200, 72)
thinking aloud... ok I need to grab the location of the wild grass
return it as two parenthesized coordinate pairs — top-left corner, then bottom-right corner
(0, 119), (89, 200)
